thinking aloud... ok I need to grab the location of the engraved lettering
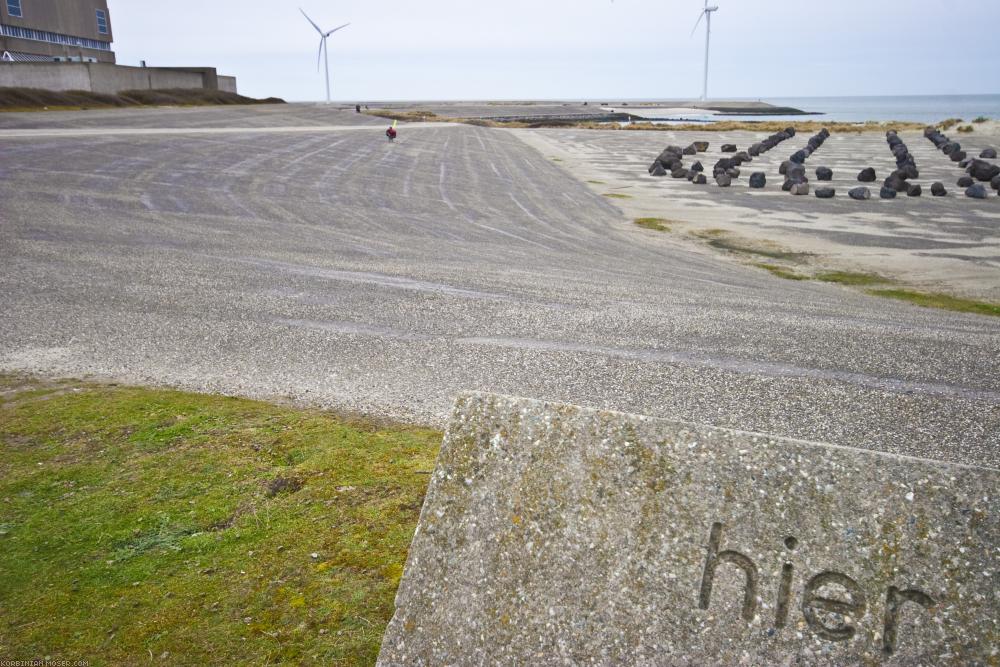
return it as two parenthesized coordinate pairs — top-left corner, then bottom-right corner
(801, 571), (867, 641)
(699, 522), (759, 621)
(883, 586), (936, 656)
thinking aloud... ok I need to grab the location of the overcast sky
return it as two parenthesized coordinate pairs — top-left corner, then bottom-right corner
(110, 0), (1000, 102)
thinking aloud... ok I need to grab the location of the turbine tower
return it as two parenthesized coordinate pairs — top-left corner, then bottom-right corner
(300, 8), (350, 104)
(691, 0), (719, 101)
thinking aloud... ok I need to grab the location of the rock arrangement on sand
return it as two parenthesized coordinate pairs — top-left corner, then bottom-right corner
(779, 129), (830, 196)
(648, 142), (711, 180)
(849, 187), (872, 201)
(925, 126), (998, 198)
(747, 127), (796, 158)
(857, 167), (877, 183)
(931, 182), (948, 197)
(883, 131), (922, 197)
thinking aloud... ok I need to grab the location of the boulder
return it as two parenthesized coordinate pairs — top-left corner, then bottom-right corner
(957, 176), (975, 188)
(970, 160), (1000, 182)
(950, 151), (967, 162)
(931, 182), (948, 197)
(693, 141), (709, 152)
(734, 151), (752, 163)
(721, 144), (737, 153)
(749, 172), (767, 188)
(784, 127), (796, 137)
(790, 150), (809, 164)
(790, 183), (810, 196)
(884, 175), (908, 192)
(779, 161), (791, 176)
(815, 187), (836, 199)
(683, 145), (697, 156)
(900, 164), (919, 179)
(981, 148), (998, 159)
(992, 175), (1000, 191)
(966, 184), (988, 199)
(781, 180), (794, 192)
(693, 173), (707, 185)
(815, 166), (833, 181)
(849, 187), (871, 201)
(650, 162), (667, 177)
(716, 173), (732, 187)
(907, 184), (922, 197)
(748, 143), (763, 157)
(943, 142), (961, 155)
(690, 161), (704, 173)
(726, 168), (741, 178)
(880, 186), (898, 199)
(672, 169), (689, 179)
(858, 167), (877, 182)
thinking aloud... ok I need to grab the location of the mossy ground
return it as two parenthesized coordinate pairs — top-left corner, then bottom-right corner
(634, 218), (673, 232)
(0, 375), (440, 665)
(867, 289), (1000, 317)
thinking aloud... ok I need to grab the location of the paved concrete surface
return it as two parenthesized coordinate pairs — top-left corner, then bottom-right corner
(1, 105), (998, 467)
(520, 128), (1000, 301)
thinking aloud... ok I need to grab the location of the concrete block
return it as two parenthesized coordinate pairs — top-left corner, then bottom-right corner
(379, 393), (998, 666)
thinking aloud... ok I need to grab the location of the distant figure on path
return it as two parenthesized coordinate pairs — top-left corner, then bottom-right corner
(386, 125), (397, 142)
(356, 104), (361, 113)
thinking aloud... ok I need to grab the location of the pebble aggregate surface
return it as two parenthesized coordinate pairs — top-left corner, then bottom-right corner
(0, 105), (998, 468)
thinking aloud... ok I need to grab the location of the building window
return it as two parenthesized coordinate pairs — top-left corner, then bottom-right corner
(7, 0), (22, 18)
(0, 23), (112, 51)
(96, 9), (108, 34)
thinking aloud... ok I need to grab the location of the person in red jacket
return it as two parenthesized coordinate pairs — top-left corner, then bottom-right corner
(386, 125), (397, 142)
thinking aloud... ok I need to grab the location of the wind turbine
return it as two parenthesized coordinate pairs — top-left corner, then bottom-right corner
(691, 0), (719, 101)
(300, 8), (350, 104)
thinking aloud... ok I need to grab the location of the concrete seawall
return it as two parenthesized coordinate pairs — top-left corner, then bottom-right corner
(0, 62), (236, 94)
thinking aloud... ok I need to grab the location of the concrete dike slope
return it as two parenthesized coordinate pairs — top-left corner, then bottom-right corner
(379, 393), (997, 666)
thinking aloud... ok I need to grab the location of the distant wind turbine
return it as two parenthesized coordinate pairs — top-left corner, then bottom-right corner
(300, 8), (350, 104)
(691, 0), (719, 101)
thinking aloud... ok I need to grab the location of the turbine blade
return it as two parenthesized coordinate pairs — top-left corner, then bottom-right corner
(317, 37), (324, 71)
(690, 10), (705, 37)
(325, 22), (351, 37)
(300, 8), (323, 35)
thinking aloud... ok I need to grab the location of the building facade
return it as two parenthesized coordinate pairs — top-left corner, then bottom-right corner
(1, 0), (115, 64)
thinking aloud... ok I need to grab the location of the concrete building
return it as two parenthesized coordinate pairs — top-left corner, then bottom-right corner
(1, 0), (115, 64)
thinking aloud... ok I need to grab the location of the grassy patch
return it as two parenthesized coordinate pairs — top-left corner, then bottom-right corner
(703, 236), (808, 261)
(550, 157), (564, 162)
(973, 116), (990, 124)
(0, 376), (440, 665)
(586, 180), (606, 185)
(957, 125), (975, 133)
(634, 218), (672, 232)
(364, 109), (440, 123)
(0, 87), (284, 112)
(753, 263), (808, 281)
(814, 271), (890, 287)
(603, 193), (632, 199)
(938, 118), (963, 131)
(867, 290), (1000, 317)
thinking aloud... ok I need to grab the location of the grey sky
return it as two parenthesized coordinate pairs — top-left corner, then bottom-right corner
(110, 0), (1000, 102)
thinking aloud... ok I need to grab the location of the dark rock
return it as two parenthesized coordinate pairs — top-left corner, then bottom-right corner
(849, 187), (871, 201)
(992, 175), (1000, 191)
(650, 162), (667, 177)
(884, 175), (908, 192)
(943, 142), (961, 155)
(715, 158), (734, 172)
(748, 143), (763, 157)
(690, 161), (704, 173)
(931, 182), (947, 197)
(734, 151), (751, 163)
(981, 148), (997, 159)
(950, 151), (967, 162)
(779, 161), (791, 176)
(858, 167), (877, 182)
(790, 150), (808, 164)
(693, 141), (709, 152)
(716, 173), (732, 187)
(726, 168), (741, 178)
(671, 169), (689, 179)
(899, 164), (919, 179)
(781, 180), (794, 192)
(959, 159), (973, 168)
(880, 186), (898, 199)
(693, 173), (707, 185)
(957, 176), (975, 188)
(790, 183), (810, 196)
(907, 184), (922, 197)
(749, 172), (766, 188)
(683, 145), (697, 156)
(816, 166), (833, 181)
(969, 160), (1000, 181)
(721, 144), (737, 153)
(687, 171), (697, 181)
(785, 127), (796, 137)
(966, 184), (988, 199)
(787, 164), (807, 181)
(815, 187), (836, 199)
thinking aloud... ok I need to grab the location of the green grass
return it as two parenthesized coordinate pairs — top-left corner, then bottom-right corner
(814, 271), (890, 287)
(0, 376), (441, 665)
(603, 193), (632, 199)
(586, 180), (606, 185)
(972, 116), (990, 124)
(867, 290), (1000, 317)
(634, 217), (672, 232)
(753, 263), (808, 281)
(957, 125), (975, 133)
(705, 237), (808, 261)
